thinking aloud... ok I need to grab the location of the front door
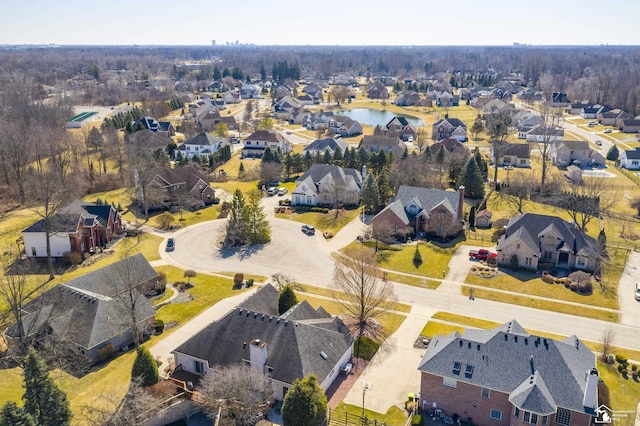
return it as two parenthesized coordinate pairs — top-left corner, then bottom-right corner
(558, 252), (569, 266)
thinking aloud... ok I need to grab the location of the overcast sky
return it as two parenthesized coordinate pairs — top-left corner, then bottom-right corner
(2, 0), (639, 46)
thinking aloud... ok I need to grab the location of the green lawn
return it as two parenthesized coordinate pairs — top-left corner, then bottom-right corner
(465, 269), (618, 310)
(462, 285), (619, 322)
(420, 321), (464, 338)
(276, 208), (362, 234)
(331, 403), (408, 425)
(153, 265), (248, 326)
(298, 283), (411, 313)
(375, 243), (455, 279)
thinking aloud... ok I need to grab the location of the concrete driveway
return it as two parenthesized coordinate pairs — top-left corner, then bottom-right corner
(618, 250), (640, 326)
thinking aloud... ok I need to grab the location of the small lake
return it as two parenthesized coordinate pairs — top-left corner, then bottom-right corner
(337, 108), (424, 127)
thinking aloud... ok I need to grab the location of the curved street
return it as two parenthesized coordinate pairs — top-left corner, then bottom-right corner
(148, 197), (640, 415)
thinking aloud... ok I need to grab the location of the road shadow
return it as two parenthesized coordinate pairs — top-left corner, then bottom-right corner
(218, 243), (265, 260)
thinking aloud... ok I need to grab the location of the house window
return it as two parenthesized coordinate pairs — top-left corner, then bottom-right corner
(194, 360), (204, 375)
(542, 416), (548, 425)
(517, 243), (521, 249)
(246, 141), (251, 145)
(632, 160), (639, 166)
(520, 159), (527, 165)
(481, 388), (490, 399)
(555, 408), (571, 426)
(442, 377), (457, 388)
(514, 408), (520, 418)
(490, 409), (502, 420)
(31, 247), (37, 257)
(503, 157), (511, 163)
(577, 257), (586, 266)
(525, 257), (532, 265)
(543, 251), (552, 260)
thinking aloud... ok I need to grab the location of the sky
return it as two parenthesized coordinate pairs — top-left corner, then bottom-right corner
(2, 0), (640, 47)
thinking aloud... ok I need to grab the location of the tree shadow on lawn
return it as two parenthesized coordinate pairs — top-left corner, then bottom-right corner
(497, 267), (540, 283)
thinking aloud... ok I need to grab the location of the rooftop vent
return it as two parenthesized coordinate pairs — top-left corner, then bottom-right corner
(320, 351), (328, 360)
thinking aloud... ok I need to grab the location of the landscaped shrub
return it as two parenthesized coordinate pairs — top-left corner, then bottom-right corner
(233, 273), (244, 289)
(509, 254), (519, 270)
(541, 272), (555, 284)
(68, 251), (83, 265)
(354, 336), (379, 360)
(155, 319), (165, 334)
(323, 231), (334, 239)
(632, 364), (638, 372)
(569, 283), (578, 292)
(486, 255), (497, 267)
(412, 414), (422, 425)
(616, 354), (629, 364)
(617, 364), (625, 373)
(491, 228), (505, 242)
(579, 280), (593, 293)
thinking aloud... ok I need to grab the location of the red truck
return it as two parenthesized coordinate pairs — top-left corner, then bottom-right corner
(468, 249), (497, 260)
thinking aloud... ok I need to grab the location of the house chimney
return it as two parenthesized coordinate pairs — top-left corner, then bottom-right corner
(249, 339), (267, 373)
(457, 185), (465, 222)
(583, 368), (599, 409)
(362, 165), (367, 181)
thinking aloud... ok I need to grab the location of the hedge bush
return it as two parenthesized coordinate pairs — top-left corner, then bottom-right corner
(616, 354), (628, 364)
(412, 415), (422, 425)
(354, 336), (379, 360)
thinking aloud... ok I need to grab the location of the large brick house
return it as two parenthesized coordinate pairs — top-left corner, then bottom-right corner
(22, 200), (123, 260)
(418, 320), (598, 426)
(496, 213), (597, 271)
(371, 185), (465, 239)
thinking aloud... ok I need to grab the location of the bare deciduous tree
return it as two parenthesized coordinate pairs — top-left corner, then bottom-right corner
(500, 172), (534, 214)
(270, 271), (300, 291)
(535, 102), (564, 190)
(198, 364), (273, 425)
(560, 177), (617, 231)
(600, 328), (616, 363)
(332, 245), (396, 339)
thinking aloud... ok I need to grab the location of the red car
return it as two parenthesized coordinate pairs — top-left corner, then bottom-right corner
(469, 249), (496, 260)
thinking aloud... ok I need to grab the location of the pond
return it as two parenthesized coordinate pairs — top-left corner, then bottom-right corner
(337, 108), (424, 127)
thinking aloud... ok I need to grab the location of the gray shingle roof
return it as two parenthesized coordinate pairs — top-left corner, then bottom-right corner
(173, 284), (353, 386)
(303, 138), (348, 154)
(418, 320), (596, 415)
(22, 200), (115, 233)
(393, 185), (461, 216)
(496, 213), (596, 256)
(623, 148), (640, 160)
(183, 132), (225, 146)
(9, 254), (157, 350)
(296, 164), (362, 188)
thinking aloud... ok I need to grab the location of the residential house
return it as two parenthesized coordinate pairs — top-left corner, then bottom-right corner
(178, 132), (230, 160)
(371, 185), (465, 239)
(290, 107), (313, 125)
(551, 92), (570, 106)
(525, 126), (565, 143)
(22, 200), (123, 260)
(385, 116), (417, 142)
(143, 165), (216, 209)
(303, 138), (349, 158)
(158, 121), (176, 137)
(5, 254), (157, 364)
(566, 102), (591, 115)
(491, 142), (531, 168)
(580, 105), (606, 119)
(617, 118), (640, 133)
(296, 93), (315, 105)
(171, 284), (354, 401)
(620, 148), (640, 170)
(516, 88), (543, 102)
(360, 135), (406, 156)
(196, 109), (222, 132)
(394, 91), (422, 107)
(418, 320), (598, 426)
(550, 140), (605, 168)
(433, 91), (459, 107)
(366, 81), (388, 100)
(513, 112), (543, 139)
(428, 138), (468, 157)
(242, 130), (292, 158)
(329, 115), (363, 137)
(291, 164), (362, 207)
(496, 213), (597, 271)
(274, 96), (304, 120)
(304, 110), (334, 130)
(475, 209), (492, 228)
(598, 109), (632, 126)
(223, 91), (240, 104)
(240, 83), (261, 99)
(432, 118), (468, 142)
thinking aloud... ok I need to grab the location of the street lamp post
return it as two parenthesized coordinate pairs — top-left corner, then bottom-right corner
(361, 380), (372, 422)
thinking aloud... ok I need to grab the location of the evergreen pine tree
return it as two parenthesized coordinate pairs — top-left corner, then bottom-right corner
(412, 246), (423, 268)
(322, 149), (332, 164)
(473, 147), (488, 180)
(332, 147), (343, 166)
(377, 169), (392, 205)
(278, 285), (298, 315)
(361, 172), (380, 214)
(22, 349), (72, 426)
(606, 145), (619, 161)
(468, 205), (476, 228)
(131, 347), (159, 387)
(282, 375), (327, 426)
(457, 157), (485, 199)
(239, 161), (245, 176)
(226, 189), (248, 246)
(0, 401), (36, 426)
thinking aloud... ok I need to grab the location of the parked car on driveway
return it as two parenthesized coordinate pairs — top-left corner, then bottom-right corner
(468, 249), (496, 260)
(595, 140), (602, 146)
(603, 129), (613, 134)
(635, 283), (640, 301)
(166, 238), (175, 252)
(278, 187), (288, 196)
(267, 187), (278, 196)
